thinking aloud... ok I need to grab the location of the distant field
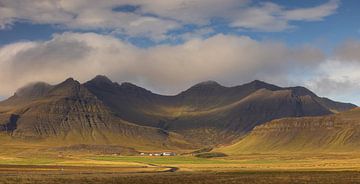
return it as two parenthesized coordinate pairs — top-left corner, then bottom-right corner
(2, 152), (360, 171)
(2, 148), (360, 183)
(87, 153), (360, 172)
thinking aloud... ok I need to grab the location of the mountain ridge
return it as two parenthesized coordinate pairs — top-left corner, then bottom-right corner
(0, 75), (357, 149)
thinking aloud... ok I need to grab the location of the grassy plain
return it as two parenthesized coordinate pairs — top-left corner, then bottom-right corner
(2, 140), (360, 183)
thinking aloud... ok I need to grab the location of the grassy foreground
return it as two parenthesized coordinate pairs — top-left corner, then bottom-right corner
(1, 171), (360, 184)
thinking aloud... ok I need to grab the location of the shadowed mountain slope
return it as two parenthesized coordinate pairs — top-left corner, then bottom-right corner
(219, 108), (360, 153)
(84, 76), (356, 146)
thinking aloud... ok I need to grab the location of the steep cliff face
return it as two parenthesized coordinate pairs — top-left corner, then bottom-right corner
(219, 108), (360, 153)
(84, 75), (172, 128)
(0, 78), (191, 149)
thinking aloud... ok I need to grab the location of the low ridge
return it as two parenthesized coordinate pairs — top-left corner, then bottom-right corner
(218, 108), (360, 153)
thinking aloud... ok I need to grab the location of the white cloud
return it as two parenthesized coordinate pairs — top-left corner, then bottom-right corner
(132, 0), (249, 25)
(302, 40), (360, 105)
(230, 2), (290, 31)
(230, 0), (340, 31)
(0, 0), (339, 39)
(0, 0), (181, 40)
(305, 60), (360, 105)
(0, 32), (324, 97)
(2, 31), (359, 105)
(283, 0), (339, 21)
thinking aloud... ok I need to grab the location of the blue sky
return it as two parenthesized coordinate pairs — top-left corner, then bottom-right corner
(0, 0), (359, 105)
(1, 0), (360, 49)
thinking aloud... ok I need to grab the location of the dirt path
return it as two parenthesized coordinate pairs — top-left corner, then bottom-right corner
(0, 164), (179, 175)
(143, 163), (179, 173)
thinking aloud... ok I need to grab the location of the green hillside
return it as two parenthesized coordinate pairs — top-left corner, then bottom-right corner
(218, 108), (360, 154)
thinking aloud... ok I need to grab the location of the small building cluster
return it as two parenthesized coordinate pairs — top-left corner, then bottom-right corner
(140, 152), (176, 156)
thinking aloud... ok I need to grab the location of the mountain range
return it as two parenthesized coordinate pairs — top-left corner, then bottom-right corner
(0, 75), (357, 151)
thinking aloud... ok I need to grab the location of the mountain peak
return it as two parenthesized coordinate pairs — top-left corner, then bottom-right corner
(48, 77), (82, 96)
(190, 80), (225, 90)
(62, 77), (79, 85)
(249, 79), (268, 85)
(119, 82), (152, 93)
(14, 82), (52, 98)
(84, 75), (118, 92)
(120, 82), (138, 88)
(91, 75), (113, 84)
(180, 80), (226, 96)
(196, 80), (221, 86)
(60, 78), (81, 88)
(244, 80), (281, 91)
(287, 86), (316, 97)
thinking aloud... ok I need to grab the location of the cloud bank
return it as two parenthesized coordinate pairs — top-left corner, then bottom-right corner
(0, 32), (324, 96)
(0, 32), (359, 105)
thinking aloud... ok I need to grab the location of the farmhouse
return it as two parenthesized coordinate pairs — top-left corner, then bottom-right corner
(140, 152), (176, 156)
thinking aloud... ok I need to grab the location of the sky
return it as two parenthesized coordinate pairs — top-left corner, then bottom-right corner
(0, 0), (359, 105)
